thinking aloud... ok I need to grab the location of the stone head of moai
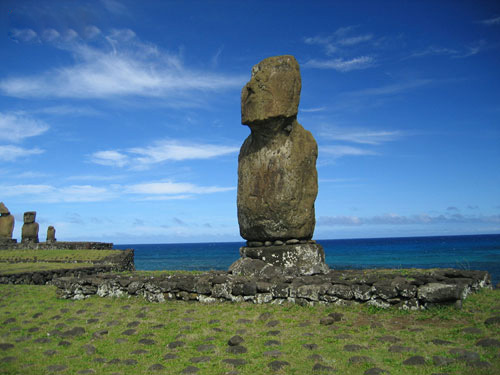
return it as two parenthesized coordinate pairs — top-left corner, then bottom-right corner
(0, 202), (9, 216)
(0, 202), (15, 240)
(24, 211), (36, 224)
(241, 55), (301, 127)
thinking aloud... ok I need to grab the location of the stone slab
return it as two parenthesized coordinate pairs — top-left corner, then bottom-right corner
(238, 243), (329, 275)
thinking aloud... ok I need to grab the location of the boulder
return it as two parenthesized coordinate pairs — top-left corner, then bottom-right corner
(237, 55), (318, 242)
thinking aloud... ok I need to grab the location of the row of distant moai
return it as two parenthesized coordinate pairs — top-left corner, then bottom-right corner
(231, 55), (329, 276)
(0, 202), (56, 244)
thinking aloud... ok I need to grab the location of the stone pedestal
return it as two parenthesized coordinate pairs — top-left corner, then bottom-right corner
(230, 243), (329, 277)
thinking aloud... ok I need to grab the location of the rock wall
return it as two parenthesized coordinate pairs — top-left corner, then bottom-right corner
(0, 266), (125, 286)
(0, 241), (113, 250)
(53, 268), (491, 309)
(0, 249), (134, 285)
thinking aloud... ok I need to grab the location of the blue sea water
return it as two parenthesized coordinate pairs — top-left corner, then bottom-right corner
(115, 234), (500, 286)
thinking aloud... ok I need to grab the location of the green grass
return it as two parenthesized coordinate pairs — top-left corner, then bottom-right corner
(0, 262), (95, 275)
(0, 249), (123, 262)
(0, 284), (498, 374)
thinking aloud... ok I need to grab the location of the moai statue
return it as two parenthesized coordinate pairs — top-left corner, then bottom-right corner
(46, 226), (56, 243)
(22, 211), (39, 243)
(0, 202), (15, 243)
(231, 55), (329, 276)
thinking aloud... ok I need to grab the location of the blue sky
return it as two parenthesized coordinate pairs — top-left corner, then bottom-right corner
(1, 0), (499, 244)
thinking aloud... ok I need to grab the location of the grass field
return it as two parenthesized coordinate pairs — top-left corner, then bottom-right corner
(0, 283), (498, 375)
(0, 249), (126, 275)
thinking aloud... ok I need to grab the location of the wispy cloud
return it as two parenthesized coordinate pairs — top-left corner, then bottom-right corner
(480, 16), (500, 26)
(320, 127), (402, 145)
(91, 139), (238, 169)
(0, 145), (45, 162)
(101, 0), (129, 15)
(0, 184), (114, 202)
(9, 28), (38, 43)
(301, 107), (327, 113)
(1, 29), (244, 100)
(321, 145), (377, 158)
(304, 26), (373, 55)
(304, 26), (376, 72)
(318, 213), (500, 226)
(0, 112), (50, 142)
(304, 56), (374, 72)
(408, 40), (487, 60)
(126, 181), (235, 195)
(347, 79), (433, 97)
(91, 150), (129, 167)
(0, 178), (234, 203)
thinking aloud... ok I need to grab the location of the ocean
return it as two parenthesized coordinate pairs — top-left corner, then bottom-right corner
(115, 234), (500, 286)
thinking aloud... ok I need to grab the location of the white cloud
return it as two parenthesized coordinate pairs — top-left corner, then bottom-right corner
(101, 0), (128, 15)
(9, 28), (38, 43)
(0, 112), (50, 142)
(0, 183), (116, 203)
(126, 181), (234, 195)
(129, 140), (238, 164)
(318, 213), (500, 226)
(42, 29), (60, 42)
(480, 16), (500, 26)
(91, 150), (129, 167)
(84, 26), (101, 39)
(305, 56), (374, 72)
(304, 27), (373, 55)
(0, 145), (44, 161)
(320, 127), (402, 145)
(0, 178), (234, 203)
(408, 41), (487, 60)
(347, 79), (432, 97)
(91, 139), (238, 169)
(62, 29), (79, 42)
(321, 145), (377, 158)
(0, 31), (244, 99)
(301, 107), (327, 113)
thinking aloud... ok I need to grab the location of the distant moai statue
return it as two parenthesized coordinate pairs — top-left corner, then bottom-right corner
(22, 211), (39, 243)
(0, 202), (15, 242)
(46, 226), (56, 243)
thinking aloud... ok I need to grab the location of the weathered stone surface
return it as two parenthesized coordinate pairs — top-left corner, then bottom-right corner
(237, 55), (318, 242)
(0, 202), (15, 240)
(241, 55), (301, 124)
(418, 283), (460, 302)
(22, 212), (39, 243)
(237, 243), (328, 275)
(46, 226), (56, 242)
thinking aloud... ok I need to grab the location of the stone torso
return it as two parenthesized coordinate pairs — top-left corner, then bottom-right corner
(237, 118), (317, 241)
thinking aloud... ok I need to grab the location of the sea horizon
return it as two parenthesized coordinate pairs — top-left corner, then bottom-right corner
(114, 233), (500, 286)
(114, 232), (500, 246)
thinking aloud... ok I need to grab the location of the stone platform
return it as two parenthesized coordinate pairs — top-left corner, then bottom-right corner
(0, 241), (113, 250)
(53, 268), (491, 309)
